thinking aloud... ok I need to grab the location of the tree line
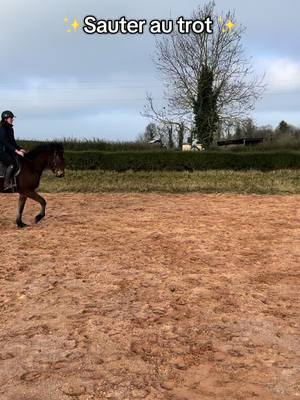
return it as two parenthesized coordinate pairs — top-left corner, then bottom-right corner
(138, 120), (300, 150)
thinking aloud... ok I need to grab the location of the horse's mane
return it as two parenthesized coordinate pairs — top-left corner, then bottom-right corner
(25, 142), (64, 160)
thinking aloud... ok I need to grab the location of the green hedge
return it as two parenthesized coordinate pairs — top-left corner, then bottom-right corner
(64, 150), (300, 171)
(19, 139), (166, 152)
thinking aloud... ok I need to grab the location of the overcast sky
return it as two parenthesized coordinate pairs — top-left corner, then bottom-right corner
(0, 0), (299, 140)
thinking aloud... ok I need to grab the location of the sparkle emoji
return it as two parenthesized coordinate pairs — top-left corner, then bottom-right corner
(226, 20), (235, 32)
(218, 17), (236, 33)
(64, 17), (80, 33)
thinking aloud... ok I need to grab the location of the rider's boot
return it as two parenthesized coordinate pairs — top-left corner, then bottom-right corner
(4, 165), (15, 191)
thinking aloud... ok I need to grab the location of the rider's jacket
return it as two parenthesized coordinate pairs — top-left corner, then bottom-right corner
(0, 122), (21, 154)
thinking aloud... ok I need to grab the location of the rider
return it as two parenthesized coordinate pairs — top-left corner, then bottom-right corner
(0, 110), (26, 190)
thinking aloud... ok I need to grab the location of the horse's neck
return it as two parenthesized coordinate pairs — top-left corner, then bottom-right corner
(27, 153), (48, 174)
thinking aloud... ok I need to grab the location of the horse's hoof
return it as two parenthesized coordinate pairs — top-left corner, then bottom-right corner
(17, 222), (28, 228)
(35, 215), (44, 224)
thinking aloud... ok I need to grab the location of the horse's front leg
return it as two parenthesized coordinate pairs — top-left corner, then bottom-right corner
(16, 194), (28, 228)
(26, 191), (47, 224)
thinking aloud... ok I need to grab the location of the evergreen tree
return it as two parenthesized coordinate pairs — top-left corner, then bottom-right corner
(192, 65), (219, 149)
(277, 120), (289, 133)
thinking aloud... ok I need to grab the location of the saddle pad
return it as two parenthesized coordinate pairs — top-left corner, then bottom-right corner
(0, 160), (21, 178)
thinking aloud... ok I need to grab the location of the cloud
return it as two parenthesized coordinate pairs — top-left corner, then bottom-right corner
(253, 111), (300, 128)
(259, 58), (300, 92)
(252, 57), (300, 127)
(0, 75), (163, 118)
(1, 0), (300, 137)
(16, 109), (146, 141)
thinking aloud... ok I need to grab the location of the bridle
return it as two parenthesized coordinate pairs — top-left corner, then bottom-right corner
(49, 150), (64, 176)
(50, 150), (58, 171)
(22, 149), (62, 174)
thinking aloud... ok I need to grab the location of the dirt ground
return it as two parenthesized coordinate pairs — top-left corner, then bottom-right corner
(0, 193), (299, 400)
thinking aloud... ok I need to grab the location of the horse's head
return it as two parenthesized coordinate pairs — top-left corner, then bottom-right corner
(25, 142), (65, 177)
(48, 143), (65, 178)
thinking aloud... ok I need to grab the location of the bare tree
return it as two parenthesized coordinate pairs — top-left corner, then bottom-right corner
(137, 122), (159, 143)
(156, 124), (175, 149)
(143, 94), (190, 149)
(143, 1), (265, 147)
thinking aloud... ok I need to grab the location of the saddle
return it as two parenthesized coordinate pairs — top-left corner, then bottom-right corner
(0, 156), (21, 191)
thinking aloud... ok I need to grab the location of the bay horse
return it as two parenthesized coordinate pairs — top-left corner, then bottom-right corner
(0, 142), (65, 228)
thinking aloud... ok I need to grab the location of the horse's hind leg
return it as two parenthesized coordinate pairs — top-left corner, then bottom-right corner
(16, 194), (28, 228)
(26, 191), (46, 224)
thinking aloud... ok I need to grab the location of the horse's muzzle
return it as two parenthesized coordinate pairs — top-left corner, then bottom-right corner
(55, 170), (65, 178)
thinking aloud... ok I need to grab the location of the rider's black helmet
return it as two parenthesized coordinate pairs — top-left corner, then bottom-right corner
(1, 110), (15, 120)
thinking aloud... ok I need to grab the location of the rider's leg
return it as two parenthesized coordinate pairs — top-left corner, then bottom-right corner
(2, 153), (16, 190)
(4, 165), (15, 190)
